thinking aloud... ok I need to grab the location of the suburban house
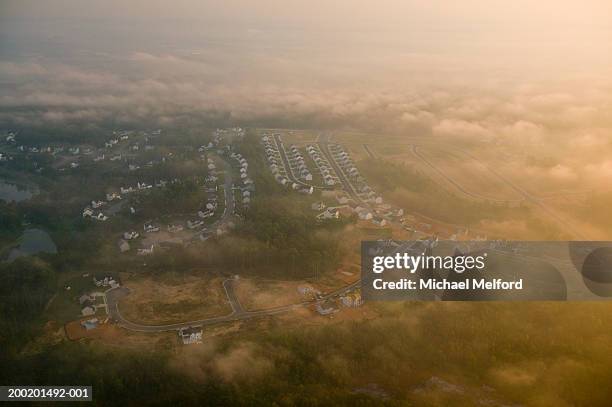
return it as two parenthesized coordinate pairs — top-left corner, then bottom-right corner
(137, 245), (155, 256)
(178, 326), (203, 344)
(106, 192), (121, 201)
(93, 275), (119, 288)
(372, 217), (388, 227)
(317, 208), (340, 221)
(187, 219), (204, 229)
(123, 231), (139, 240)
(91, 200), (106, 209)
(311, 202), (326, 211)
(167, 224), (184, 233)
(94, 213), (108, 221)
(198, 209), (214, 219)
(79, 293), (94, 305)
(356, 208), (374, 220)
(341, 292), (363, 307)
(143, 223), (160, 233)
(81, 305), (96, 316)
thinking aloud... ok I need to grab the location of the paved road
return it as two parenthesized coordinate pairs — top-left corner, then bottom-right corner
(223, 278), (244, 314)
(318, 138), (364, 203)
(363, 144), (376, 159)
(411, 145), (523, 205)
(272, 134), (331, 190)
(199, 154), (234, 240)
(455, 148), (588, 240)
(106, 277), (361, 333)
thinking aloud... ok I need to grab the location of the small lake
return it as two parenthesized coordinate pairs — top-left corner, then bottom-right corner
(7, 228), (58, 262)
(0, 179), (38, 203)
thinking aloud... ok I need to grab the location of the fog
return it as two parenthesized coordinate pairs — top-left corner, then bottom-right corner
(1, 0), (611, 146)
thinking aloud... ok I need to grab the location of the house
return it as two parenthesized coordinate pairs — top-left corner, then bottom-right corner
(341, 292), (363, 307)
(137, 245), (155, 256)
(123, 231), (139, 240)
(198, 209), (214, 219)
(81, 305), (96, 316)
(297, 286), (313, 295)
(143, 223), (160, 233)
(167, 224), (184, 233)
(357, 209), (373, 221)
(317, 208), (340, 220)
(81, 318), (99, 330)
(106, 192), (121, 201)
(79, 293), (94, 305)
(82, 208), (94, 218)
(187, 220), (204, 229)
(94, 213), (108, 221)
(311, 202), (326, 211)
(93, 275), (119, 288)
(299, 186), (314, 195)
(118, 239), (130, 253)
(91, 200), (106, 209)
(372, 217), (388, 227)
(179, 326), (203, 344)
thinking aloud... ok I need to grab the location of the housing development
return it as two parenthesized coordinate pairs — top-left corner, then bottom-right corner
(2, 1), (612, 405)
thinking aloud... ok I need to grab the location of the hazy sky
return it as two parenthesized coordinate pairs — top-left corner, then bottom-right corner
(1, 0), (611, 145)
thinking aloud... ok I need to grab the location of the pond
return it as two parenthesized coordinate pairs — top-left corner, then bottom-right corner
(0, 179), (38, 203)
(7, 228), (58, 262)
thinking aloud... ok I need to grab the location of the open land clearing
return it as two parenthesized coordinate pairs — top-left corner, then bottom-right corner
(234, 279), (308, 311)
(119, 273), (231, 325)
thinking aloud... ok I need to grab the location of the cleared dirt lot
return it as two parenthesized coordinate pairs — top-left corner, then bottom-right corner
(234, 279), (310, 311)
(119, 273), (231, 324)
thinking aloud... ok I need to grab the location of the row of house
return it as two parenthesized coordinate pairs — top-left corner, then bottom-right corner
(286, 144), (313, 181)
(326, 145), (408, 227)
(306, 144), (338, 186)
(230, 151), (253, 209)
(261, 134), (313, 194)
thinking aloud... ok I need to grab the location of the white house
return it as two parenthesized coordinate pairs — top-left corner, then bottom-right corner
(167, 224), (184, 233)
(372, 217), (388, 227)
(311, 202), (326, 211)
(317, 208), (340, 220)
(198, 209), (214, 219)
(94, 213), (108, 221)
(81, 305), (96, 316)
(123, 231), (140, 240)
(179, 327), (203, 345)
(357, 210), (373, 221)
(187, 220), (204, 229)
(137, 245), (155, 256)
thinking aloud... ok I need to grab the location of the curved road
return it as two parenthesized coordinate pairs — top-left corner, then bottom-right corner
(106, 278), (361, 333)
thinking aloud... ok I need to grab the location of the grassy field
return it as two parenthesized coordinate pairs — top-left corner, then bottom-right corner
(119, 272), (231, 324)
